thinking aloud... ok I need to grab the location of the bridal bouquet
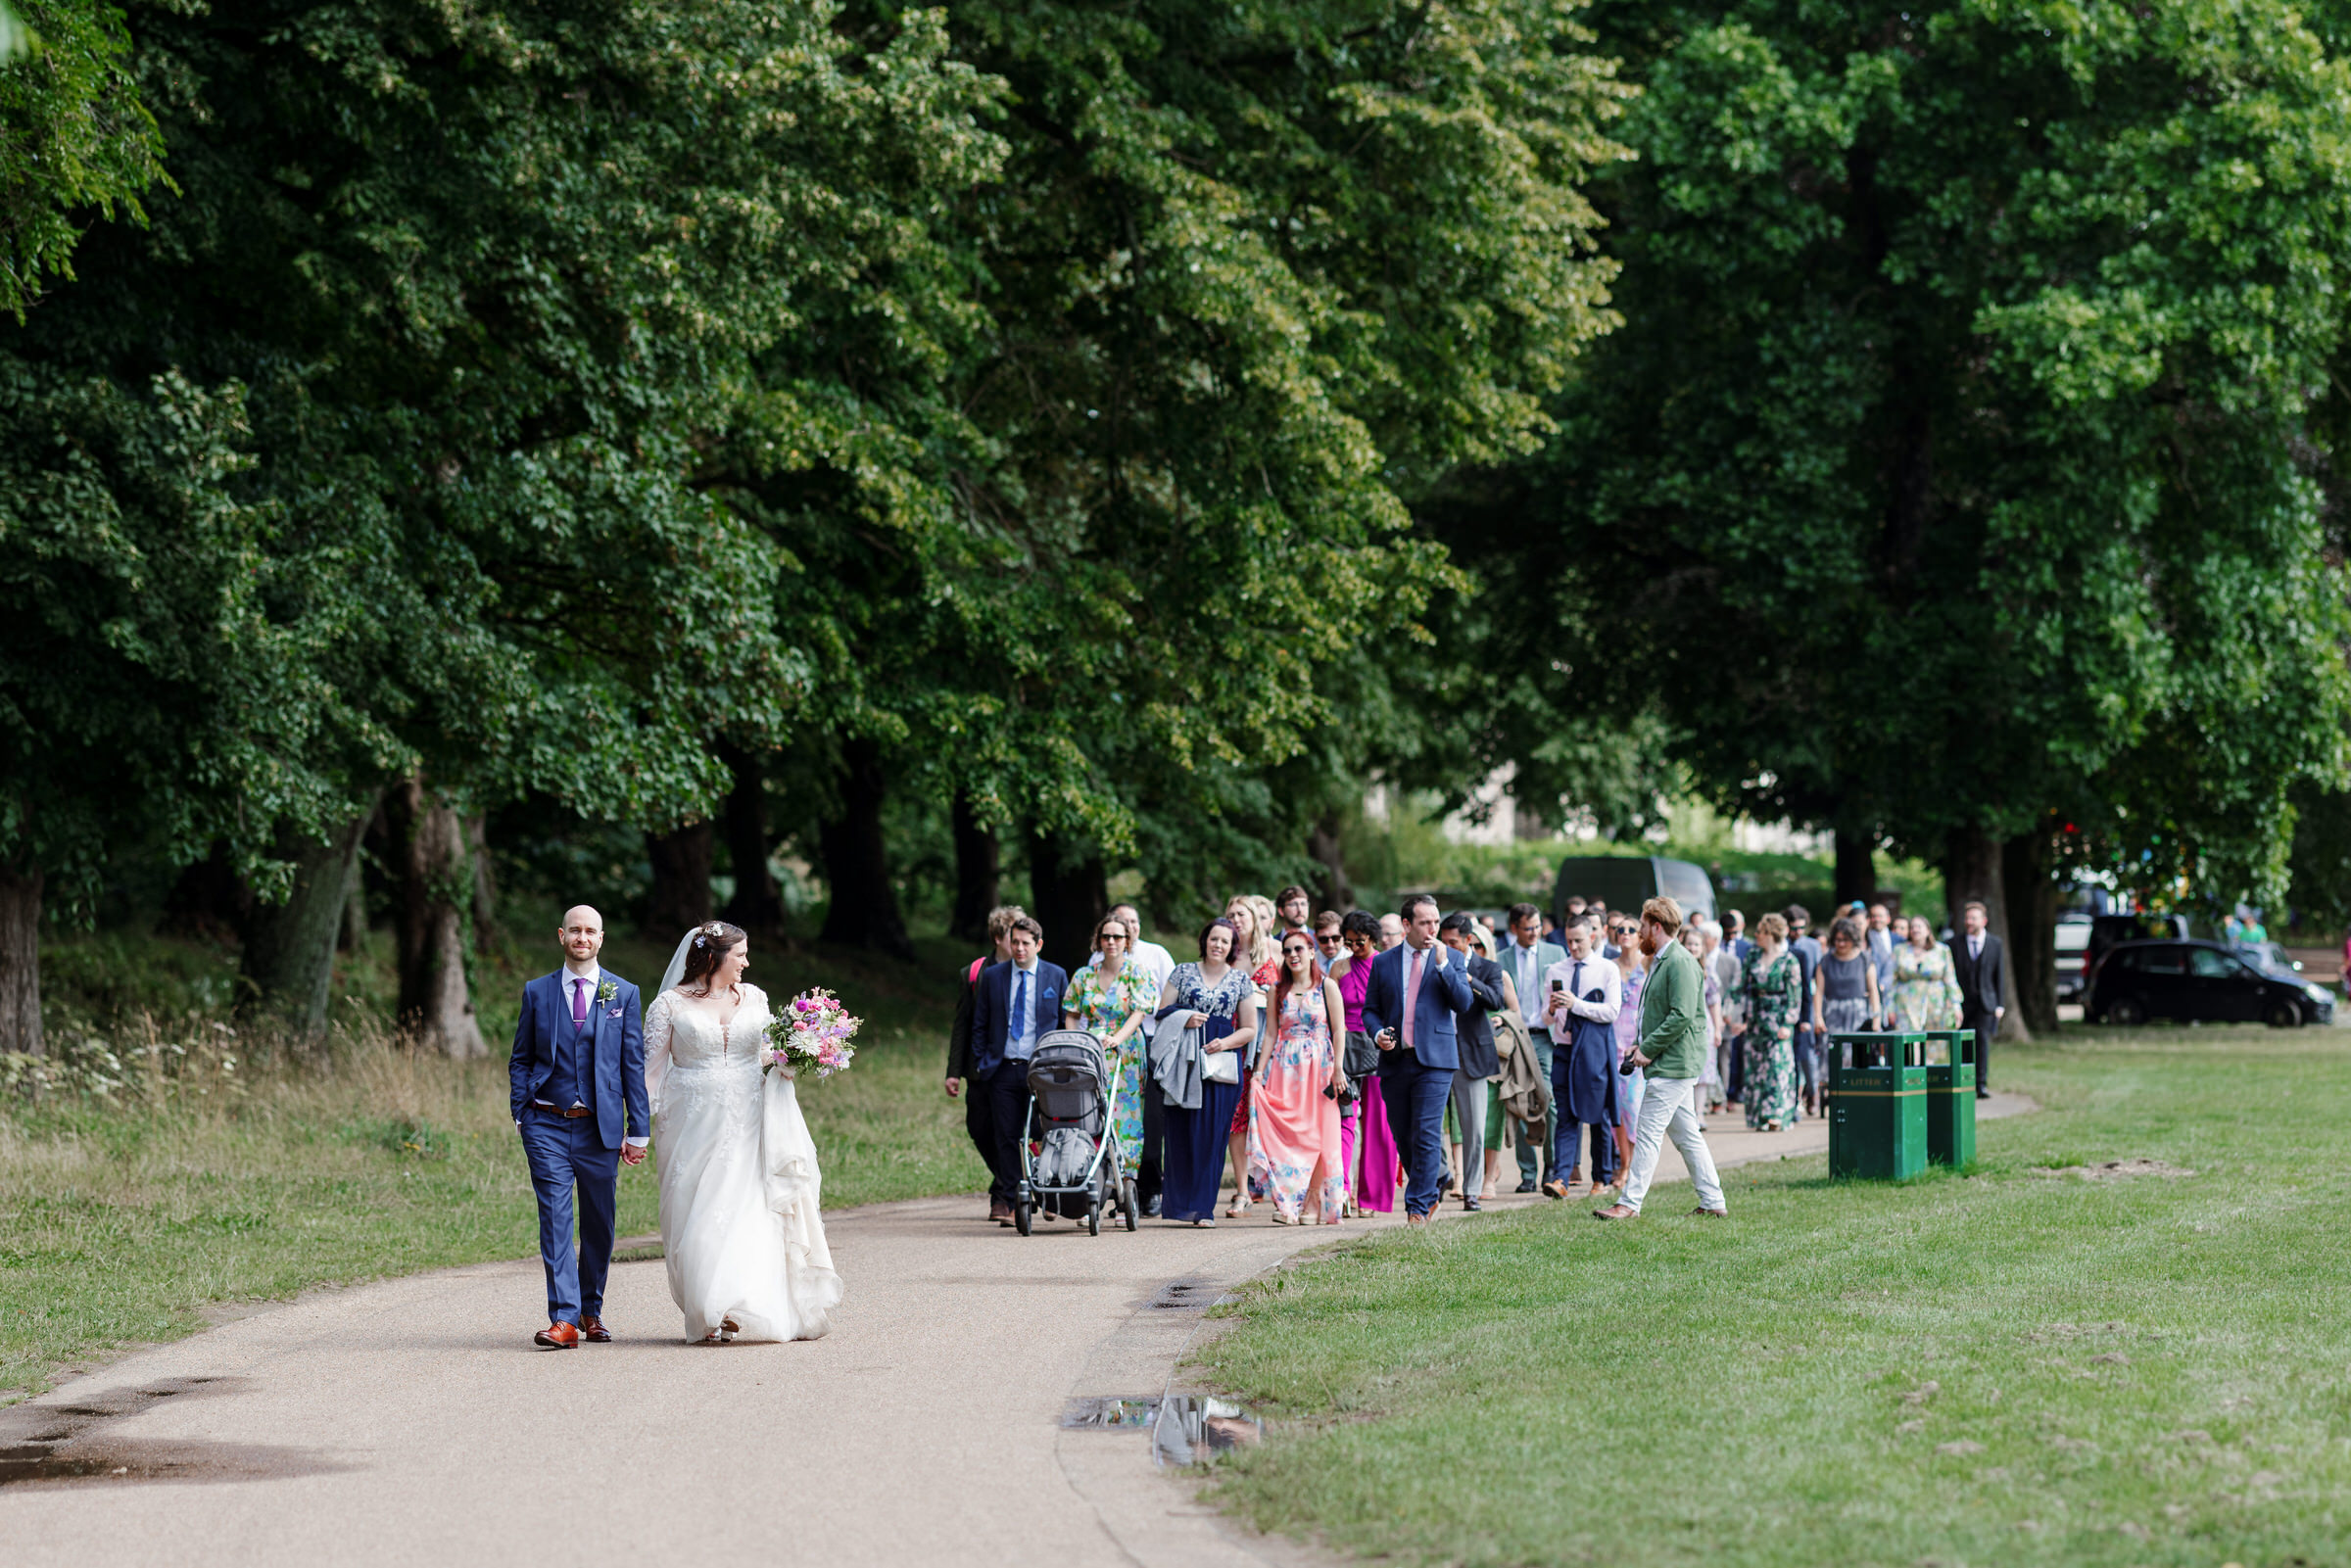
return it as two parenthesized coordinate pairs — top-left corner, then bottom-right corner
(762, 987), (861, 1080)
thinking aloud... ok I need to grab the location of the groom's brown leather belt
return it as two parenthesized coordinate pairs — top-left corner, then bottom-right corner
(531, 1101), (594, 1118)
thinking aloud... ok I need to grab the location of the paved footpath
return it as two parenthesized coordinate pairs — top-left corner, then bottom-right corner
(1, 1094), (2029, 1568)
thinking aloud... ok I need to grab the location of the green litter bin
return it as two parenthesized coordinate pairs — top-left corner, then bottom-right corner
(1826, 1031), (1927, 1181)
(1923, 1029), (1977, 1168)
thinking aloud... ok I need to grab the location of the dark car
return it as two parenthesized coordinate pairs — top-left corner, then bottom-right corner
(2086, 939), (2335, 1028)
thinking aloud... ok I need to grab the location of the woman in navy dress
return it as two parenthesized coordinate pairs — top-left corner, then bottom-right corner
(1154, 919), (1261, 1225)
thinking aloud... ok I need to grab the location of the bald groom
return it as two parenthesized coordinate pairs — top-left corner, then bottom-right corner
(509, 905), (649, 1349)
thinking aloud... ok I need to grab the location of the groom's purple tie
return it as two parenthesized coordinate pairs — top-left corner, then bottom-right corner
(572, 976), (588, 1027)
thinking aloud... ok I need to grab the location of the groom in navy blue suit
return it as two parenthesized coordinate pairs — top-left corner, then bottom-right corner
(967, 914), (1066, 1224)
(1361, 893), (1473, 1223)
(509, 905), (649, 1348)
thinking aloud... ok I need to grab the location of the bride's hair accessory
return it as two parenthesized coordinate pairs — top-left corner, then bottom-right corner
(668, 918), (749, 992)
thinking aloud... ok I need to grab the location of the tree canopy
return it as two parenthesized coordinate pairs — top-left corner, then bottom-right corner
(1427, 0), (2351, 1016)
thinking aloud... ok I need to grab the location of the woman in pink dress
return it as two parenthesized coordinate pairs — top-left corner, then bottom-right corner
(1333, 911), (1396, 1212)
(1251, 930), (1348, 1224)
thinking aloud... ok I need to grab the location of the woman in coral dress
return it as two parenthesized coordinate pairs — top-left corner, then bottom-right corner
(1249, 929), (1348, 1224)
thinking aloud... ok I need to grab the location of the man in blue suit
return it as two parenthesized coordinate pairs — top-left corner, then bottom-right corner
(1360, 893), (1473, 1224)
(509, 904), (648, 1349)
(968, 914), (1068, 1225)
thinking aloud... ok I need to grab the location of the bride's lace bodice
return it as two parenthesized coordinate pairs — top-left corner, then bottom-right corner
(646, 983), (771, 1110)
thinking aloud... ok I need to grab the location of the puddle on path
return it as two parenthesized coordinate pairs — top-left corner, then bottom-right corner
(0, 1377), (342, 1489)
(1059, 1395), (1263, 1466)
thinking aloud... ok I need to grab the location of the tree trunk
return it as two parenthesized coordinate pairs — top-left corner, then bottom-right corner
(1944, 823), (2032, 1043)
(1027, 826), (1108, 975)
(466, 814), (498, 954)
(0, 863), (42, 1057)
(1834, 829), (1876, 910)
(646, 823), (714, 934)
(240, 811), (370, 1038)
(949, 790), (999, 942)
(1307, 810), (1354, 911)
(385, 777), (487, 1058)
(2004, 825), (2060, 1037)
(339, 877), (367, 954)
(717, 741), (784, 931)
(817, 738), (914, 959)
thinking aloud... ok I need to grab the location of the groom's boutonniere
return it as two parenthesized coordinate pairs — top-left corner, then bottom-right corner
(597, 979), (618, 1006)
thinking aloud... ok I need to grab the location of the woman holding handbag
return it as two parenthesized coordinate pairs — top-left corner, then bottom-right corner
(1153, 919), (1260, 1226)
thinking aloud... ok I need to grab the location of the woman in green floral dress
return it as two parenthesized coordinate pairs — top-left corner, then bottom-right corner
(1888, 916), (1964, 1031)
(1061, 915), (1156, 1179)
(1740, 912), (1801, 1131)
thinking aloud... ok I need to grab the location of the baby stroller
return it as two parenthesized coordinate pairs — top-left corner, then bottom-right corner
(1013, 1030), (1140, 1237)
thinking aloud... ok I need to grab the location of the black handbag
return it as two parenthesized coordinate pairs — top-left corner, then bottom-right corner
(1343, 1028), (1381, 1082)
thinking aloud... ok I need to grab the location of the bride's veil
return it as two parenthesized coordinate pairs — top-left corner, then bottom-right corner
(657, 927), (703, 998)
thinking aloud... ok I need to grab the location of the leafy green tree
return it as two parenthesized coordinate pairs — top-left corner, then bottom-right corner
(0, 0), (164, 317)
(762, 0), (1633, 960)
(4, 0), (998, 1045)
(1441, 0), (2351, 1027)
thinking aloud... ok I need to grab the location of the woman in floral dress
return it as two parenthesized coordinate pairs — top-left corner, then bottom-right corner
(1223, 895), (1281, 1215)
(1061, 914), (1157, 1184)
(1741, 912), (1800, 1131)
(1250, 930), (1348, 1224)
(1888, 916), (1964, 1032)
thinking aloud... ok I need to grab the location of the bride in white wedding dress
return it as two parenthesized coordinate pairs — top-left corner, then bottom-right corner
(644, 920), (842, 1343)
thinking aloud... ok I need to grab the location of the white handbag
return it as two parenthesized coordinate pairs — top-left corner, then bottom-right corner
(1200, 1042), (1241, 1084)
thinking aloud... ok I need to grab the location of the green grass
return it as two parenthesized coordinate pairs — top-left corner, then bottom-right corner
(1197, 1023), (2351, 1567)
(0, 924), (986, 1399)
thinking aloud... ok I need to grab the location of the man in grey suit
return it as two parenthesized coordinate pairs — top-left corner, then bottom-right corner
(1500, 901), (1565, 1192)
(1950, 899), (2005, 1100)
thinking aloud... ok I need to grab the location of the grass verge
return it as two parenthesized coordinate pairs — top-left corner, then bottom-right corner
(1197, 1023), (2351, 1567)
(0, 928), (985, 1399)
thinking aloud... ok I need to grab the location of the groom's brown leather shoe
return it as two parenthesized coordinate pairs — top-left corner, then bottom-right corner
(579, 1316), (610, 1343)
(534, 1321), (581, 1349)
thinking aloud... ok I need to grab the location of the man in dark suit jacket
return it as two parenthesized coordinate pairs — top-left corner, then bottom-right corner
(1439, 913), (1507, 1211)
(508, 904), (648, 1349)
(967, 915), (1067, 1223)
(1951, 899), (2005, 1099)
(946, 906), (1022, 1223)
(1361, 894), (1473, 1223)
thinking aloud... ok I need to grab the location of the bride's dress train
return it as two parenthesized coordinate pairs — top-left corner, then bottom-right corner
(645, 983), (842, 1342)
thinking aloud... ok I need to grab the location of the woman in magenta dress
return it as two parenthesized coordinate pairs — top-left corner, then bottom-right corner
(1332, 910), (1396, 1212)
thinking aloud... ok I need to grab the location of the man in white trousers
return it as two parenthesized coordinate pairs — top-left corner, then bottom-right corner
(1594, 896), (1727, 1220)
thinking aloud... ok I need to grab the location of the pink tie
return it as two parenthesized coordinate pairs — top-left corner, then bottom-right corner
(572, 977), (588, 1026)
(1402, 948), (1424, 1054)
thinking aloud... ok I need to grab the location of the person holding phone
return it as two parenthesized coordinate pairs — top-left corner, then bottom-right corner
(1541, 918), (1622, 1199)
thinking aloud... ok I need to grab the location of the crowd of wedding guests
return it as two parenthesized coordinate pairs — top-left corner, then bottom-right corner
(940, 882), (1991, 1228)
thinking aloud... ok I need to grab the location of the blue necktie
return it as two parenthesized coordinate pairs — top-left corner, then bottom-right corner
(1011, 969), (1029, 1056)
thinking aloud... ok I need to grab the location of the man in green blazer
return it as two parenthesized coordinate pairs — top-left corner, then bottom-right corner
(1594, 896), (1728, 1220)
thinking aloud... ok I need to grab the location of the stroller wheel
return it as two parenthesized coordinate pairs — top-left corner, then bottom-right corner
(1122, 1179), (1139, 1232)
(1014, 1200), (1032, 1237)
(1086, 1192), (1102, 1236)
